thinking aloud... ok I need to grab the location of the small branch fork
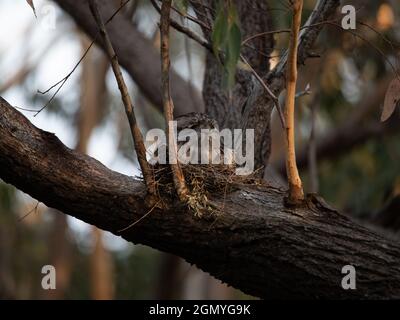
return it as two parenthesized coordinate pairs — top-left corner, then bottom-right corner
(88, 0), (157, 201)
(160, 0), (189, 202)
(284, 0), (305, 205)
(240, 54), (286, 129)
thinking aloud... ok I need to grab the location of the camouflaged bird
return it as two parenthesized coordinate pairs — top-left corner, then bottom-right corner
(175, 112), (234, 166)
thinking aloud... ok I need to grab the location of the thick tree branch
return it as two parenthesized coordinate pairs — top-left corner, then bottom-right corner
(150, 0), (212, 52)
(53, 0), (204, 116)
(1, 97), (400, 299)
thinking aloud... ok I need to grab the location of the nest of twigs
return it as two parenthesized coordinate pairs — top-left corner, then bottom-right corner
(151, 163), (262, 217)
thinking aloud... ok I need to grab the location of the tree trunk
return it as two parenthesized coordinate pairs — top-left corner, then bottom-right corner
(1, 97), (400, 299)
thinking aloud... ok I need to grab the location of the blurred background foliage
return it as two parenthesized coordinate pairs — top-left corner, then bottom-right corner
(0, 0), (399, 299)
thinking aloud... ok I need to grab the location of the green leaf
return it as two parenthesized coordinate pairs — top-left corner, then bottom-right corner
(173, 0), (188, 16)
(224, 23), (241, 88)
(227, 24), (241, 67)
(211, 4), (229, 60)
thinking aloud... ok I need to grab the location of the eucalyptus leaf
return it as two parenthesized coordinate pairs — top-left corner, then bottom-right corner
(211, 6), (229, 61)
(211, 1), (242, 89)
(225, 23), (242, 88)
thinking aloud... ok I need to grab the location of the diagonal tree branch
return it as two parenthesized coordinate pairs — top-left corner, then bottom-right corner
(275, 76), (399, 174)
(1, 96), (400, 299)
(160, 0), (189, 202)
(53, 0), (204, 116)
(268, 0), (341, 85)
(242, 0), (341, 174)
(284, 0), (305, 204)
(88, 0), (156, 199)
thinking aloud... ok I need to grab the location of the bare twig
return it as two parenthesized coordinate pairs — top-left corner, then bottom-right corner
(150, 0), (212, 51)
(88, 0), (156, 199)
(276, 76), (396, 174)
(3, 95), (400, 299)
(118, 200), (161, 233)
(35, 0), (131, 117)
(241, 18), (345, 46)
(35, 41), (96, 117)
(284, 0), (304, 205)
(152, 1), (288, 130)
(160, 0), (189, 202)
(295, 83), (312, 99)
(18, 201), (40, 222)
(151, 0), (273, 60)
(358, 21), (400, 50)
(240, 54), (286, 128)
(242, 28), (291, 45)
(325, 21), (400, 80)
(169, 1), (211, 30)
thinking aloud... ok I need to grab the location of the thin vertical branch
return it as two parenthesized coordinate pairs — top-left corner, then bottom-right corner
(160, 0), (189, 202)
(88, 0), (156, 199)
(284, 0), (304, 205)
(240, 54), (286, 129)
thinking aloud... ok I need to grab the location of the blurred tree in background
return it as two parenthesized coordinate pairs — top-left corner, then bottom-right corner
(0, 0), (399, 299)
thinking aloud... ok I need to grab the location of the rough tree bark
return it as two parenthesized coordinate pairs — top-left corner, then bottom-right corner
(54, 0), (340, 174)
(191, 0), (275, 173)
(1, 97), (400, 299)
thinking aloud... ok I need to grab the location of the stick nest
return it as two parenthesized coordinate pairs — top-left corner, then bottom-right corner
(151, 163), (263, 217)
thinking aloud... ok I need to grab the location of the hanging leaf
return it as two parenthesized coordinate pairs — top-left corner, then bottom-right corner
(211, 1), (241, 89)
(227, 1), (239, 27)
(211, 5), (229, 61)
(26, 0), (37, 18)
(226, 23), (241, 67)
(174, 0), (188, 16)
(381, 77), (400, 122)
